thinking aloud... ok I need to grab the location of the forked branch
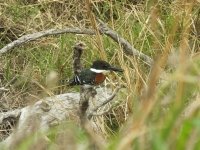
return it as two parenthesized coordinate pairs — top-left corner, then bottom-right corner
(87, 85), (122, 119)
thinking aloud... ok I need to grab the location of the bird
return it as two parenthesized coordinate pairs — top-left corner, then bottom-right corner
(69, 60), (123, 86)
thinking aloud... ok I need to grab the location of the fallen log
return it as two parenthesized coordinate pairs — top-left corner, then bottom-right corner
(0, 87), (121, 148)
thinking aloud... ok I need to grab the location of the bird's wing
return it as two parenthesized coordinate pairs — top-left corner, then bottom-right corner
(68, 69), (96, 86)
(79, 69), (96, 85)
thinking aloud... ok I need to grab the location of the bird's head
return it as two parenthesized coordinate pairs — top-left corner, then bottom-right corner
(90, 60), (123, 74)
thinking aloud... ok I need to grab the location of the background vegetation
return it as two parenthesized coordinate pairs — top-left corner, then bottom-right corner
(0, 0), (200, 149)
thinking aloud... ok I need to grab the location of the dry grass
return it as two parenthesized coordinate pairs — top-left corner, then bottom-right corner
(0, 0), (200, 149)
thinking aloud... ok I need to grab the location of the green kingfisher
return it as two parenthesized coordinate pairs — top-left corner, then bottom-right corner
(69, 60), (123, 86)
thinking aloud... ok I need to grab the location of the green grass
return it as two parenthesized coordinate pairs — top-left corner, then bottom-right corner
(0, 0), (200, 149)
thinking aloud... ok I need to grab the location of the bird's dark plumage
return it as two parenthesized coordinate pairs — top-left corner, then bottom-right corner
(91, 60), (123, 72)
(69, 69), (97, 86)
(69, 60), (123, 86)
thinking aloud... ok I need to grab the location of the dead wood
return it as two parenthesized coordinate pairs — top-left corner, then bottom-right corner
(98, 19), (153, 65)
(0, 21), (153, 66)
(0, 28), (95, 55)
(0, 88), (120, 148)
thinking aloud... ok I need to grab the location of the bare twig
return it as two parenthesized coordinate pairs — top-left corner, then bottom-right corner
(72, 39), (105, 148)
(73, 42), (86, 75)
(72, 42), (86, 123)
(97, 19), (153, 66)
(90, 100), (121, 117)
(0, 28), (95, 55)
(87, 86), (122, 119)
(79, 87), (97, 123)
(71, 42), (96, 124)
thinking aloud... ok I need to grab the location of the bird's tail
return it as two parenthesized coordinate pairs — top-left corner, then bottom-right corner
(68, 75), (82, 86)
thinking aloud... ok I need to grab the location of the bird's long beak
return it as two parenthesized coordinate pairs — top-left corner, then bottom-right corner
(109, 66), (123, 72)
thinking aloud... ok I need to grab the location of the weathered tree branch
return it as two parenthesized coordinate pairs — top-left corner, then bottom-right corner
(0, 109), (21, 125)
(97, 19), (153, 65)
(0, 92), (79, 147)
(73, 42), (86, 75)
(88, 85), (122, 119)
(71, 42), (93, 124)
(0, 28), (95, 55)
(0, 21), (153, 66)
(0, 88), (116, 148)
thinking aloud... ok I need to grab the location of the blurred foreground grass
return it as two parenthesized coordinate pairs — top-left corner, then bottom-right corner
(0, 0), (200, 149)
